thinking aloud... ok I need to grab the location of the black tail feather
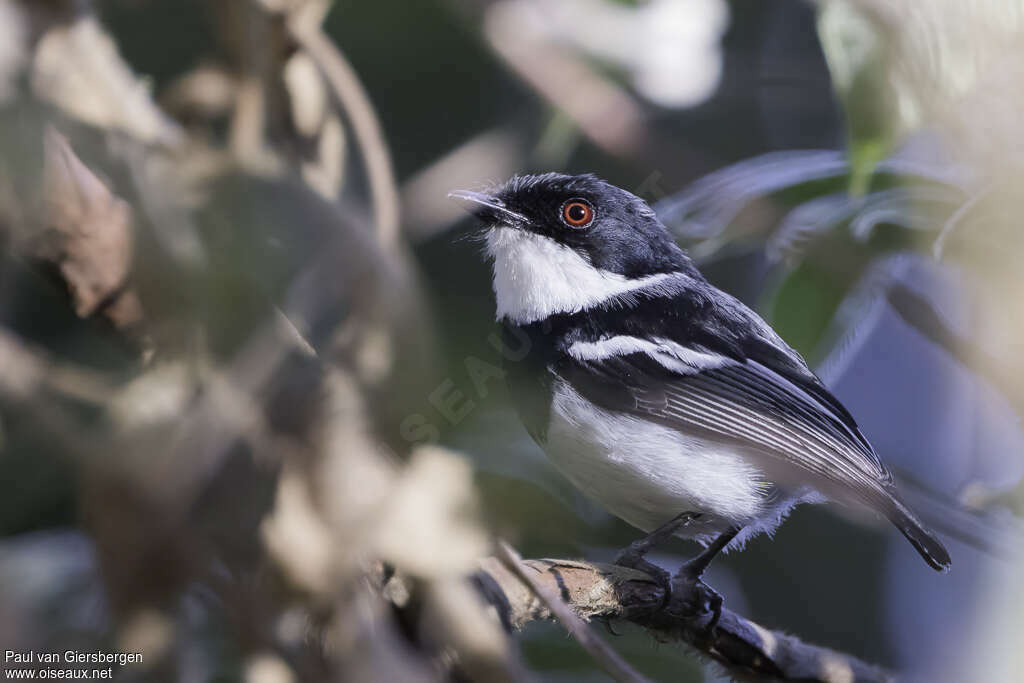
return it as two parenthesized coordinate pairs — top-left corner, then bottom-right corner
(897, 473), (1023, 561)
(889, 500), (952, 572)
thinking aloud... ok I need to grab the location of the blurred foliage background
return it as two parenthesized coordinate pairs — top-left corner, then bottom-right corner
(1, 0), (1023, 681)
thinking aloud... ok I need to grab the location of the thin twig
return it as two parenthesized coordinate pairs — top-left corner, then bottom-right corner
(286, 6), (401, 251)
(496, 541), (655, 683)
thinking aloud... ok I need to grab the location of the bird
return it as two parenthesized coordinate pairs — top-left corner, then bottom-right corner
(449, 172), (950, 618)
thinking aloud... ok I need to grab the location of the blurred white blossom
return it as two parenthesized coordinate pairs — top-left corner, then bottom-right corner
(820, 0), (1024, 170)
(523, 0), (729, 108)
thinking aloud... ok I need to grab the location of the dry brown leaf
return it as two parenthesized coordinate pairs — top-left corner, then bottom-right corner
(31, 15), (181, 146)
(38, 127), (142, 328)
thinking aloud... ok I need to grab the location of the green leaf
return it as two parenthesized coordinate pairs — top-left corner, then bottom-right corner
(817, 0), (898, 195)
(765, 262), (849, 358)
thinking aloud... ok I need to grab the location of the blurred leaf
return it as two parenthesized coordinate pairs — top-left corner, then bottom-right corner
(35, 128), (143, 329)
(768, 185), (963, 263)
(766, 260), (849, 357)
(656, 150), (851, 241)
(655, 146), (972, 249)
(817, 1), (899, 194)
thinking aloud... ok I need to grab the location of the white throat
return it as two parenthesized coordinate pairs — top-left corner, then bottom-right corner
(486, 226), (680, 324)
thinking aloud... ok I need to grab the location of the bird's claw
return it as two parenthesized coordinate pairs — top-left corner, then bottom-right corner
(614, 511), (701, 608)
(614, 551), (672, 607)
(669, 574), (724, 641)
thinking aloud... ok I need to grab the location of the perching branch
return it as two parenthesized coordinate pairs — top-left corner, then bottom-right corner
(496, 542), (654, 683)
(477, 555), (894, 683)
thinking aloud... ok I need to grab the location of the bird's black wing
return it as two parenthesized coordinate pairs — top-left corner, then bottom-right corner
(554, 342), (895, 507)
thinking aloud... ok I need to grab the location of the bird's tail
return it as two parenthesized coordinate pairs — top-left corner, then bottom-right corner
(887, 497), (953, 572)
(897, 473), (1023, 561)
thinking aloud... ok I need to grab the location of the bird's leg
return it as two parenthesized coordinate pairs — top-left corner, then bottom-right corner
(670, 526), (740, 636)
(677, 525), (739, 580)
(614, 511), (701, 602)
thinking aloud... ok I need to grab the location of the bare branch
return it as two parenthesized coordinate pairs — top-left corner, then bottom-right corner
(496, 542), (654, 683)
(478, 556), (894, 683)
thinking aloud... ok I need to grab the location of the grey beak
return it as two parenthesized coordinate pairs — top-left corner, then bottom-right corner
(448, 189), (528, 225)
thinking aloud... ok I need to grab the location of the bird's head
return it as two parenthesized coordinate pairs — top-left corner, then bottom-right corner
(450, 173), (692, 324)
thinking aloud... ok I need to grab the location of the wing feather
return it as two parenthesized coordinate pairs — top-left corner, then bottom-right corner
(557, 348), (894, 506)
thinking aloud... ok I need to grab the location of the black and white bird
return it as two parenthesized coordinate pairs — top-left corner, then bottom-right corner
(450, 173), (951, 595)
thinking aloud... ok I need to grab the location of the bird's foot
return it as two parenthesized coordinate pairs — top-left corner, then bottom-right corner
(614, 553), (672, 603)
(665, 525), (739, 638)
(614, 511), (701, 606)
(669, 561), (724, 642)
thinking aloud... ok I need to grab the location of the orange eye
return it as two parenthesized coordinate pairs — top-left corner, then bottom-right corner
(561, 200), (594, 228)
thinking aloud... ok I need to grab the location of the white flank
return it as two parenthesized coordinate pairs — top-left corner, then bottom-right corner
(544, 379), (778, 540)
(568, 335), (730, 373)
(486, 226), (680, 324)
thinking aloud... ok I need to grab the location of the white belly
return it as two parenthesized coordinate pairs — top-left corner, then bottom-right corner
(544, 380), (781, 542)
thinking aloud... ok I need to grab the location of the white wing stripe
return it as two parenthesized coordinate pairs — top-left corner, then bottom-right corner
(568, 335), (730, 373)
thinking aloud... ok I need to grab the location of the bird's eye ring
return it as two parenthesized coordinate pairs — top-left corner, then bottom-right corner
(561, 199), (595, 228)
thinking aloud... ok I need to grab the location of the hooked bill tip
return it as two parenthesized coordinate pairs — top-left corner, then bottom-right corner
(448, 189), (528, 225)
